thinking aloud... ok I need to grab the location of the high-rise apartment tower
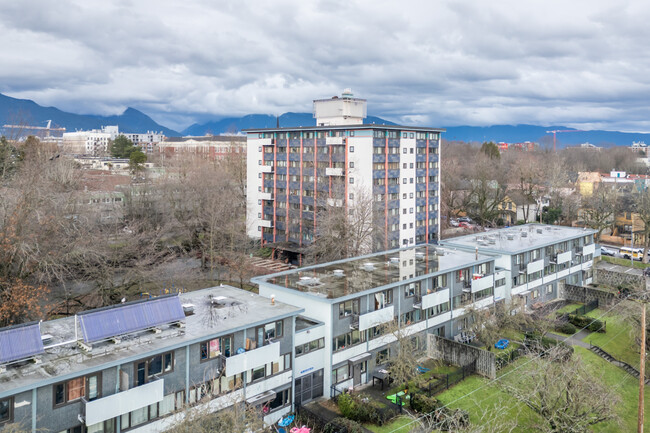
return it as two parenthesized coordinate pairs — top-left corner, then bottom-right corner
(246, 91), (443, 261)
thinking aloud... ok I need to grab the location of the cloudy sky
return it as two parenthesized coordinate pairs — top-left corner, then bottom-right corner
(1, 0), (649, 131)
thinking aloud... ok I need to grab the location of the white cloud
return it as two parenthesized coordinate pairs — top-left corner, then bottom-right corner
(1, 0), (650, 132)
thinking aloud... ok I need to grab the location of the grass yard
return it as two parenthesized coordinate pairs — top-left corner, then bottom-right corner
(601, 255), (650, 269)
(582, 308), (641, 368)
(574, 346), (650, 432)
(364, 416), (414, 433)
(554, 302), (584, 315)
(435, 361), (542, 433)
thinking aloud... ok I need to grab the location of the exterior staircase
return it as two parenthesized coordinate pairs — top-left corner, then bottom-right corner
(589, 344), (650, 385)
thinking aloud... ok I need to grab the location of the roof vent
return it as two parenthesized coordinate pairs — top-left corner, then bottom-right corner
(362, 263), (376, 271)
(333, 269), (345, 277)
(521, 232), (528, 237)
(536, 228), (543, 234)
(506, 234), (515, 240)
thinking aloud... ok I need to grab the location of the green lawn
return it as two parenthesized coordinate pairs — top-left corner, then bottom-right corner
(601, 255), (650, 269)
(574, 346), (650, 433)
(554, 302), (584, 315)
(365, 415), (413, 433)
(582, 308), (645, 370)
(435, 362), (542, 433)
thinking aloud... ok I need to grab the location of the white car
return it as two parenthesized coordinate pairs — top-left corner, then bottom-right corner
(600, 246), (616, 256)
(449, 219), (459, 227)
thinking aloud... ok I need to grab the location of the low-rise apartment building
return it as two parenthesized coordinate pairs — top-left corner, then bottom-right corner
(0, 286), (301, 433)
(441, 224), (597, 308)
(252, 245), (496, 395)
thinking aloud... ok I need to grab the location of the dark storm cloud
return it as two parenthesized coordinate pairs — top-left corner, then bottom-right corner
(1, 0), (650, 131)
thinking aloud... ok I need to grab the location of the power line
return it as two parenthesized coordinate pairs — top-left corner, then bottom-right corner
(387, 298), (637, 433)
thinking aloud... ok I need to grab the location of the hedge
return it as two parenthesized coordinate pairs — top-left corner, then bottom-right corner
(568, 314), (606, 333)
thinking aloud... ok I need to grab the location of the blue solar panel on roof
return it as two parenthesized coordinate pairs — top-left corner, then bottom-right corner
(0, 322), (45, 364)
(78, 295), (185, 343)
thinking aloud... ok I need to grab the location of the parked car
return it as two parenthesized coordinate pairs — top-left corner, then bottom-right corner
(458, 221), (473, 229)
(449, 219), (459, 227)
(600, 246), (616, 256)
(458, 217), (472, 223)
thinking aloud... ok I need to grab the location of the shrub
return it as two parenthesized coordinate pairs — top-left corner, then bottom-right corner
(434, 407), (470, 430)
(410, 393), (439, 413)
(568, 314), (605, 333)
(557, 322), (577, 334)
(337, 393), (392, 425)
(324, 417), (364, 433)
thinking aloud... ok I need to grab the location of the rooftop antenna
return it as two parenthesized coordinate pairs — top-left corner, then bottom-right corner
(276, 116), (280, 128)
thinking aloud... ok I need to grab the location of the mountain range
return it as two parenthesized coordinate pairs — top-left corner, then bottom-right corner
(1, 92), (649, 147)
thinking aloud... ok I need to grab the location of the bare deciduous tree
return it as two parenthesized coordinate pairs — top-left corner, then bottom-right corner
(502, 347), (620, 433)
(582, 185), (619, 241)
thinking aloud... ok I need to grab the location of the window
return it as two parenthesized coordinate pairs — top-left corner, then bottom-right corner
(54, 373), (101, 406)
(200, 335), (233, 360)
(0, 397), (12, 424)
(375, 289), (393, 309)
(256, 321), (283, 346)
(495, 278), (506, 287)
(402, 309), (421, 325)
(376, 348), (389, 365)
(296, 338), (325, 357)
(252, 366), (266, 381)
(333, 330), (365, 352)
(332, 365), (349, 383)
(338, 299), (360, 318)
(349, 177), (354, 184)
(135, 352), (173, 386)
(350, 146), (354, 152)
(268, 388), (291, 412)
(349, 162), (354, 168)
(427, 302), (449, 318)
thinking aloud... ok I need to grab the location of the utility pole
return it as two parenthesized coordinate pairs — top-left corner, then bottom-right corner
(640, 300), (646, 433)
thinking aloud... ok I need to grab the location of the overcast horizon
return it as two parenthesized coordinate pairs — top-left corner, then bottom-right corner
(2, 0), (650, 132)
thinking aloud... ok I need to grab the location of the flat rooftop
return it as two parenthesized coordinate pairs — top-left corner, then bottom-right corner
(253, 245), (493, 300)
(243, 124), (445, 133)
(0, 286), (302, 398)
(441, 224), (596, 254)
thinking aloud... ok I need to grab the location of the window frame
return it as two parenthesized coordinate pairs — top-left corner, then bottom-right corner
(0, 397), (12, 425)
(53, 372), (102, 408)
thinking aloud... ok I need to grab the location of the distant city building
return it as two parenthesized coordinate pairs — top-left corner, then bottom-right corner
(158, 135), (246, 160)
(62, 126), (164, 156)
(246, 91), (443, 261)
(568, 142), (601, 150)
(631, 141), (649, 156)
(496, 141), (538, 152)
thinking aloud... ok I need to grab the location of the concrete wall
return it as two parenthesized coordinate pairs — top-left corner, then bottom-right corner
(427, 335), (495, 379)
(561, 284), (617, 307)
(594, 267), (645, 290)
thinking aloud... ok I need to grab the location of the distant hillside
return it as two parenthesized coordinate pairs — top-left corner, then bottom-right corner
(2, 92), (649, 146)
(443, 124), (650, 148)
(0, 93), (180, 136)
(182, 112), (396, 136)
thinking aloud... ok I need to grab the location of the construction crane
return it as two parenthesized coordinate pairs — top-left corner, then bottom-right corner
(546, 129), (582, 152)
(2, 120), (66, 137)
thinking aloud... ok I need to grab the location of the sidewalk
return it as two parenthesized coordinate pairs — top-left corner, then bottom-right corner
(546, 330), (591, 349)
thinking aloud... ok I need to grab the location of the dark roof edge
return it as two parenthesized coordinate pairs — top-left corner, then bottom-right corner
(243, 124), (446, 133)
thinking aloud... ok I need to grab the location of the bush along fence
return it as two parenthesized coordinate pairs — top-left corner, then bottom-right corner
(568, 300), (598, 316)
(495, 347), (523, 370)
(296, 402), (368, 433)
(423, 361), (477, 397)
(567, 313), (606, 333)
(427, 335), (496, 379)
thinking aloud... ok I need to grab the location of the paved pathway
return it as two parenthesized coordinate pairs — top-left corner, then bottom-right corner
(546, 330), (591, 348)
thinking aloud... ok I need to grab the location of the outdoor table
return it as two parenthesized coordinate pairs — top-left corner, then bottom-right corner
(372, 369), (391, 390)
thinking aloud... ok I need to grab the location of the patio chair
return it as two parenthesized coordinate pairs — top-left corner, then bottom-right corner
(417, 365), (430, 374)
